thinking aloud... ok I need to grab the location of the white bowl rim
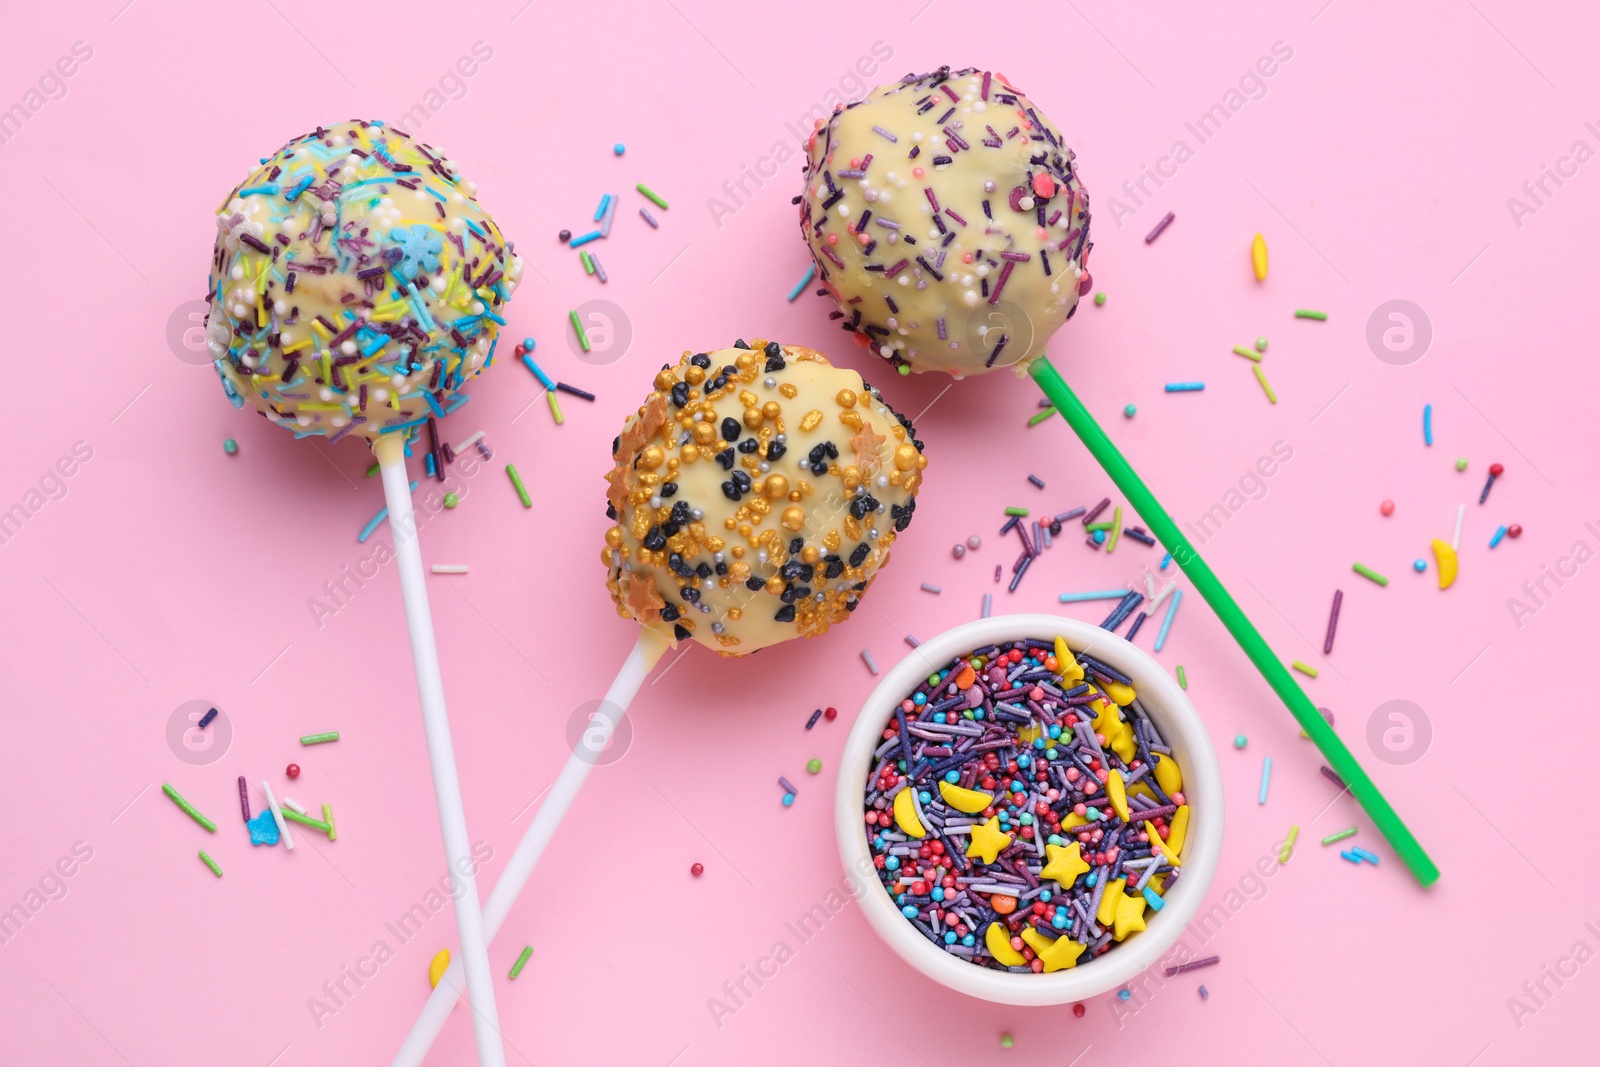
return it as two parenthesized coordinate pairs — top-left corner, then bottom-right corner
(833, 612), (1225, 1006)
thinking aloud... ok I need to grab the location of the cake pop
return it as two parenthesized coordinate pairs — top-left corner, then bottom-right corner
(206, 120), (518, 1067)
(799, 66), (1091, 377)
(206, 119), (523, 443)
(604, 341), (926, 653)
(392, 340), (929, 1064)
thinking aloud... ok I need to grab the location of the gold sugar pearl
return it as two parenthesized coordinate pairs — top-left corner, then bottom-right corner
(743, 407), (764, 429)
(894, 443), (919, 471)
(682, 443), (701, 463)
(781, 505), (806, 531)
(735, 352), (756, 370)
(761, 400), (782, 420)
(731, 545), (745, 558)
(654, 369), (677, 390)
(801, 545), (821, 564)
(640, 446), (665, 469)
(605, 526), (624, 547)
(724, 517), (738, 530)
(764, 576), (785, 595)
(764, 474), (790, 498)
(685, 366), (706, 385)
(835, 389), (857, 408)
(692, 422), (716, 444)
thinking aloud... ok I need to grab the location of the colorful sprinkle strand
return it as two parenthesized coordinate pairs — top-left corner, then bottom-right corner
(509, 946), (534, 979)
(300, 732), (340, 745)
(163, 783), (217, 833)
(1145, 211), (1176, 244)
(1351, 562), (1388, 587)
(864, 636), (1191, 973)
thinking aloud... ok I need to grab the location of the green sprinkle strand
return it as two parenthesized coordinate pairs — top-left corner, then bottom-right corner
(163, 783), (217, 833)
(1176, 665), (1188, 689)
(1027, 406), (1058, 427)
(281, 808), (331, 832)
(1322, 827), (1358, 846)
(1351, 562), (1389, 586)
(1004, 506), (1030, 517)
(199, 850), (223, 877)
(509, 945), (535, 979)
(300, 732), (340, 745)
(568, 309), (590, 352)
(1294, 309), (1328, 321)
(1291, 660), (1319, 678)
(507, 464), (532, 508)
(636, 183), (669, 209)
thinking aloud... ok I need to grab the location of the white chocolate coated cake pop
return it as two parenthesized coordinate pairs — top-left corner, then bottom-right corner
(799, 67), (1092, 378)
(206, 119), (523, 444)
(605, 341), (928, 655)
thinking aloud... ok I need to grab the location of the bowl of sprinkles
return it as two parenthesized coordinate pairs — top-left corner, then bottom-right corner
(835, 614), (1222, 1005)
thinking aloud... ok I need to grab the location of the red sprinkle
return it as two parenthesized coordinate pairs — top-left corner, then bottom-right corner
(824, 706), (838, 721)
(691, 862), (704, 877)
(1032, 172), (1056, 198)
(1507, 523), (1522, 538)
(286, 763), (300, 779)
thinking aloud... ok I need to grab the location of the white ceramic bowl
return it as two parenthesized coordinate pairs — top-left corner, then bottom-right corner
(834, 613), (1224, 1006)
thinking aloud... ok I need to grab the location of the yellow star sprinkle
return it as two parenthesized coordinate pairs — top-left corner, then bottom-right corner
(1040, 842), (1091, 887)
(1021, 927), (1086, 971)
(966, 816), (1013, 864)
(1113, 891), (1148, 940)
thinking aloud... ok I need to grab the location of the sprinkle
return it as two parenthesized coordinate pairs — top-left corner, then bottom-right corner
(282, 796), (306, 815)
(580, 250), (595, 275)
(443, 493), (459, 509)
(1123, 403), (1137, 418)
(569, 310), (591, 352)
(1231, 345), (1263, 362)
(509, 946), (535, 979)
(1094, 291), (1107, 306)
(547, 391), (565, 425)
(636, 183), (669, 209)
(1164, 382), (1205, 392)
(1027, 474), (1046, 489)
(1082, 498), (1111, 525)
(197, 707), (218, 729)
(1479, 462), (1504, 505)
(1453, 503), (1466, 549)
(556, 383), (596, 401)
(589, 253), (608, 284)
(807, 758), (823, 774)
(366, 463), (380, 477)
(431, 564), (469, 575)
(322, 804), (337, 841)
(300, 732), (340, 745)
(568, 230), (602, 248)
(613, 143), (626, 155)
(1279, 825), (1300, 863)
(1339, 850), (1362, 864)
(805, 709), (823, 730)
(862, 650), (880, 675)
(1323, 590), (1343, 654)
(872, 125), (898, 142)
(1255, 337), (1268, 352)
(1456, 457), (1469, 471)
(1059, 589), (1129, 603)
(506, 464), (532, 508)
(1233, 735), (1247, 749)
(1105, 506), (1124, 553)
(260, 780), (294, 850)
(1258, 756), (1273, 804)
(1144, 211), (1175, 243)
(162, 783), (217, 833)
(981, 592), (993, 617)
(1251, 365), (1277, 404)
(1294, 309), (1328, 320)
(1165, 956), (1220, 977)
(639, 207), (659, 228)
(787, 264), (816, 302)
(1004, 506), (1029, 517)
(1350, 847), (1380, 865)
(1489, 525), (1507, 548)
(1176, 664), (1187, 689)
(198, 850), (224, 877)
(778, 776), (798, 796)
(905, 635), (921, 648)
(238, 777), (250, 821)
(358, 481), (418, 543)
(1000, 1034), (1015, 1049)
(1351, 562), (1388, 586)
(223, 438), (239, 455)
(1291, 660), (1318, 678)
(1423, 403), (1433, 446)
(1322, 828), (1358, 846)
(1199, 985), (1210, 1000)
(1154, 589), (1183, 652)
(1251, 233), (1268, 280)
(921, 583), (942, 594)
(594, 193), (612, 221)
(280, 807), (332, 833)
(1320, 765), (1347, 789)
(1027, 406), (1058, 427)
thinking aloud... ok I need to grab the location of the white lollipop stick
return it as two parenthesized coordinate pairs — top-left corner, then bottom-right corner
(391, 627), (670, 1067)
(374, 435), (506, 1067)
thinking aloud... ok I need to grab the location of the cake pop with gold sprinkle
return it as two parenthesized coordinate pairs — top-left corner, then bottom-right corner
(604, 340), (928, 654)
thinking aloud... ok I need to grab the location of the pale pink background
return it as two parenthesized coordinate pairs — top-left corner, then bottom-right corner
(3, 1), (1598, 1064)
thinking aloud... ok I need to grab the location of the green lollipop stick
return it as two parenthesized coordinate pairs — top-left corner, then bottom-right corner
(1030, 357), (1440, 887)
